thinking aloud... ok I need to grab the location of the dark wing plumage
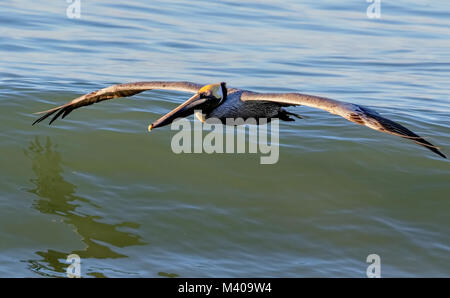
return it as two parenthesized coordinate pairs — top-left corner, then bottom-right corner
(356, 106), (446, 158)
(241, 91), (446, 158)
(32, 81), (203, 125)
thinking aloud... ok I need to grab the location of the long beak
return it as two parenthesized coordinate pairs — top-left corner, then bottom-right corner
(148, 93), (204, 131)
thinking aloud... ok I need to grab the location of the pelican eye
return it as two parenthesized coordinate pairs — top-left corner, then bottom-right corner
(198, 84), (223, 101)
(200, 91), (215, 99)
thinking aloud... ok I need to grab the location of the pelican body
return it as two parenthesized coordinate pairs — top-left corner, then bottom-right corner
(32, 81), (446, 158)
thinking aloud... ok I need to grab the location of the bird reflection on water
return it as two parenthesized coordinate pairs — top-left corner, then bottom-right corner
(24, 137), (145, 277)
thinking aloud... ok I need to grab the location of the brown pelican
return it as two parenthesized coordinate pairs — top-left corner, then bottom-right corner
(32, 81), (446, 158)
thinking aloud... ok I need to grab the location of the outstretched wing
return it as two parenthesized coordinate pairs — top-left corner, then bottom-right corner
(32, 81), (204, 125)
(241, 91), (446, 158)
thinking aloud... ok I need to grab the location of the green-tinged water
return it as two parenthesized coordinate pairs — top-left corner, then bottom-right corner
(1, 0), (449, 277)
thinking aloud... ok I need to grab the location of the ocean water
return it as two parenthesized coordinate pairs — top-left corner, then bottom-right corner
(0, 0), (449, 277)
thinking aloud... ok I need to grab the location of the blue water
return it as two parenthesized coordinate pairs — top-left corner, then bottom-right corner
(0, 0), (449, 277)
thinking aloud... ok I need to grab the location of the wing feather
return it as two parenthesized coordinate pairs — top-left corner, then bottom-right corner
(241, 92), (446, 158)
(32, 81), (203, 125)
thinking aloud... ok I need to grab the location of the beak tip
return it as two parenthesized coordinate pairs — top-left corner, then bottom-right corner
(148, 124), (153, 132)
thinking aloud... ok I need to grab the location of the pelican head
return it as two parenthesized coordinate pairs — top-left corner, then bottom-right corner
(148, 82), (227, 131)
